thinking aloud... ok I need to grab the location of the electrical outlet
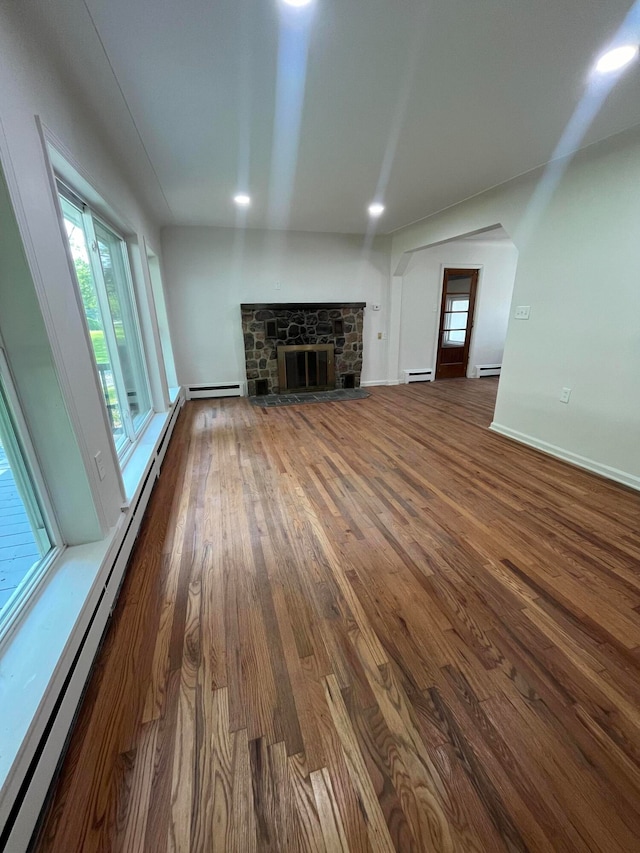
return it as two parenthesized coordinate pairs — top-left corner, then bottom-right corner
(377, 331), (383, 340)
(560, 387), (571, 404)
(514, 305), (531, 320)
(275, 281), (281, 290)
(94, 451), (106, 480)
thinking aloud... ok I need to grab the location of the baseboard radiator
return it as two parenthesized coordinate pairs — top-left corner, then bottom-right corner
(402, 368), (434, 384)
(475, 364), (501, 378)
(187, 382), (244, 399)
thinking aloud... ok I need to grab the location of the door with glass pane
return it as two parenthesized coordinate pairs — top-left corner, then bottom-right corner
(435, 268), (479, 380)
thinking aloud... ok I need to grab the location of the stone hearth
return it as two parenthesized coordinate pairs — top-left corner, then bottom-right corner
(241, 302), (365, 396)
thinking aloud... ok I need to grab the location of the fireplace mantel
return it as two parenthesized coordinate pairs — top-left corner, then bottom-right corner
(241, 302), (365, 396)
(241, 302), (366, 311)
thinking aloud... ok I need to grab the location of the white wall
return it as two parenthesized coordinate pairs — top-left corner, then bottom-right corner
(399, 239), (518, 376)
(162, 227), (391, 387)
(0, 5), (165, 534)
(391, 125), (640, 489)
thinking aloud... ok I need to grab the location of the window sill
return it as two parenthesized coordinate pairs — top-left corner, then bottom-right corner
(122, 411), (166, 502)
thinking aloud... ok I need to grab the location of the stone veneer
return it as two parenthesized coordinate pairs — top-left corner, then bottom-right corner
(241, 302), (365, 396)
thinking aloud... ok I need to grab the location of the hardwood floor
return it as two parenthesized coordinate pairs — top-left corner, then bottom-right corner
(36, 379), (640, 852)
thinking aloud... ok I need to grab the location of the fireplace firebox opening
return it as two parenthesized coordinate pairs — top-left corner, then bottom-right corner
(277, 344), (335, 393)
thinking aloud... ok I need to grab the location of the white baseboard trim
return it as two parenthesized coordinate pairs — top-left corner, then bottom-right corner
(359, 380), (390, 387)
(490, 422), (640, 492)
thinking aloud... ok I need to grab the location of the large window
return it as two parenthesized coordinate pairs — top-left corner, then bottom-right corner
(0, 351), (54, 628)
(58, 185), (151, 457)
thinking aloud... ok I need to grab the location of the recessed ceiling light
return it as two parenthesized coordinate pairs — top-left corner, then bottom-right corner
(282, 0), (313, 7)
(368, 202), (385, 217)
(233, 194), (251, 206)
(594, 44), (639, 74)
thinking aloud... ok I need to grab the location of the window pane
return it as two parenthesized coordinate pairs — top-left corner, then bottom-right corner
(94, 221), (151, 432)
(446, 296), (469, 313)
(60, 197), (127, 450)
(444, 312), (468, 331)
(443, 329), (466, 345)
(0, 374), (52, 622)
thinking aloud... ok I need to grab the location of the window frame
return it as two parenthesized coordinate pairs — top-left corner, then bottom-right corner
(57, 181), (153, 463)
(144, 241), (179, 398)
(0, 343), (62, 645)
(97, 217), (153, 436)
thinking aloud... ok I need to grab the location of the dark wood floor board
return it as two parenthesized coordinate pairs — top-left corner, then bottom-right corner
(500, 666), (640, 831)
(483, 691), (640, 853)
(343, 562), (441, 691)
(248, 737), (289, 851)
(487, 625), (640, 814)
(432, 675), (576, 852)
(431, 742), (515, 853)
(37, 379), (640, 852)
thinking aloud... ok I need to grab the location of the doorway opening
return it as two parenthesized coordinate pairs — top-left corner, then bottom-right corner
(435, 268), (479, 379)
(396, 222), (519, 423)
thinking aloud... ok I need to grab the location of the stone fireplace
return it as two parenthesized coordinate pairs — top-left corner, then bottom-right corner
(241, 302), (365, 396)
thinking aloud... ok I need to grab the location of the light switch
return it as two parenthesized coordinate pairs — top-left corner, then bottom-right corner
(94, 451), (106, 480)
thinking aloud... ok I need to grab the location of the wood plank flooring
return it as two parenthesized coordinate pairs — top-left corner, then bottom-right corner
(36, 379), (640, 852)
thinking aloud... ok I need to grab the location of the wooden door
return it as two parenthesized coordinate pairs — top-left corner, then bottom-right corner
(435, 268), (478, 380)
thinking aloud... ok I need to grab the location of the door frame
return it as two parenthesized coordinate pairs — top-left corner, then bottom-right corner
(434, 264), (481, 380)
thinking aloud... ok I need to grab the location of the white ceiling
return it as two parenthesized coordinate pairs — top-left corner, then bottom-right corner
(23, 0), (640, 233)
